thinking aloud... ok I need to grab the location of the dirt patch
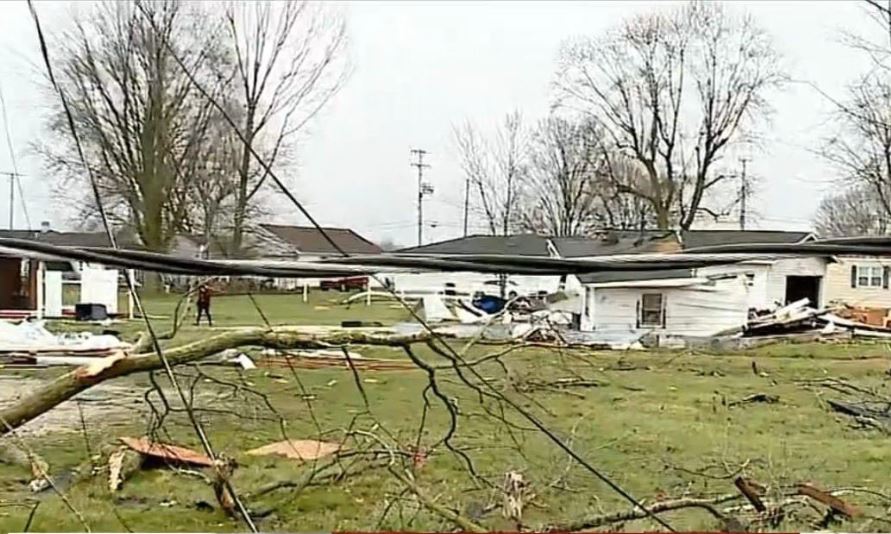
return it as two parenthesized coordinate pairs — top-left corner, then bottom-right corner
(0, 375), (143, 436)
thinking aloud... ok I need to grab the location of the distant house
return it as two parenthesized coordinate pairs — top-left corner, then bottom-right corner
(253, 224), (383, 289)
(258, 224), (382, 259)
(0, 224), (129, 317)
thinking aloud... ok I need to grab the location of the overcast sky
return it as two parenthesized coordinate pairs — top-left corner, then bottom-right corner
(0, 1), (878, 247)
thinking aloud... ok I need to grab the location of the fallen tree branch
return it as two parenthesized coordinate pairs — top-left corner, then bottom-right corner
(0, 326), (438, 436)
(388, 467), (487, 533)
(543, 493), (741, 532)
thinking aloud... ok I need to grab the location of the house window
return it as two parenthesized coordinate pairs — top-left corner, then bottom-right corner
(640, 293), (664, 327)
(856, 265), (884, 288)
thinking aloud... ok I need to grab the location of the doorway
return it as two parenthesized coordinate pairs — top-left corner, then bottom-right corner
(785, 276), (821, 306)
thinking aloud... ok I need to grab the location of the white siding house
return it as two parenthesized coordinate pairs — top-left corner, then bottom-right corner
(581, 275), (750, 337)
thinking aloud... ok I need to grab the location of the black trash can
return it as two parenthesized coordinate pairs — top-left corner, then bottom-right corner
(75, 303), (108, 321)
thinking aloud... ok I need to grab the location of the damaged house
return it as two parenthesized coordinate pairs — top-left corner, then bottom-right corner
(397, 229), (853, 339)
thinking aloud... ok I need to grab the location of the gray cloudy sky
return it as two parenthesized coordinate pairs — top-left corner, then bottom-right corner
(0, 1), (877, 247)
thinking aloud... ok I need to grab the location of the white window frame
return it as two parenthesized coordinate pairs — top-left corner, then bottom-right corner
(640, 293), (664, 327)
(857, 265), (883, 288)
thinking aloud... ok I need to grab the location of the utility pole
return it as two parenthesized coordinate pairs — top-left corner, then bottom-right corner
(0, 171), (21, 230)
(410, 148), (432, 246)
(462, 177), (470, 237)
(738, 158), (749, 231)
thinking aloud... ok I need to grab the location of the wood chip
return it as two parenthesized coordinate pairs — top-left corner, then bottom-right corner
(108, 448), (125, 492)
(246, 439), (341, 461)
(119, 437), (213, 467)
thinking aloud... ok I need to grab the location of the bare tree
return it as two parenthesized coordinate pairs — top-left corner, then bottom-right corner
(821, 71), (891, 218)
(814, 184), (890, 237)
(42, 1), (227, 252)
(223, 0), (348, 255)
(519, 116), (654, 236)
(454, 111), (528, 236)
(555, 1), (785, 230)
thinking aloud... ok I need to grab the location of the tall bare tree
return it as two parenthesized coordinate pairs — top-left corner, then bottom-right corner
(42, 1), (226, 252)
(814, 184), (890, 237)
(555, 1), (785, 230)
(454, 111), (528, 236)
(817, 2), (891, 231)
(519, 116), (654, 236)
(223, 0), (348, 254)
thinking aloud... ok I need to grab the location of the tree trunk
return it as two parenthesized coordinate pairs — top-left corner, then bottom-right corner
(231, 117), (256, 256)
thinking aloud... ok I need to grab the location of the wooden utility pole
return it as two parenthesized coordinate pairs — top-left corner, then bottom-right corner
(410, 149), (432, 246)
(462, 176), (470, 237)
(0, 171), (22, 230)
(739, 158), (749, 230)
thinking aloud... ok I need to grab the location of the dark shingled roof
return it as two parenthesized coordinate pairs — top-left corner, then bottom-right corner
(576, 268), (694, 285)
(0, 230), (119, 248)
(397, 234), (553, 257)
(260, 224), (382, 256)
(681, 230), (813, 250)
(552, 231), (678, 258)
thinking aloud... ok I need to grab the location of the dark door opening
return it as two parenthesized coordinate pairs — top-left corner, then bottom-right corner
(785, 275), (821, 306)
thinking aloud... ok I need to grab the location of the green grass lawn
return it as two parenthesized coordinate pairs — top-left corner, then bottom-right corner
(1, 292), (890, 532)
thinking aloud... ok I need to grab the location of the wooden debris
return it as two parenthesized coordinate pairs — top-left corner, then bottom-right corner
(212, 456), (237, 517)
(108, 446), (143, 492)
(119, 437), (213, 467)
(797, 483), (860, 519)
(826, 399), (891, 432)
(246, 439), (341, 461)
(502, 471), (526, 527)
(734, 476), (767, 512)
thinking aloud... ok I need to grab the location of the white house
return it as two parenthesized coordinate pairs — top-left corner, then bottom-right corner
(578, 270), (750, 338)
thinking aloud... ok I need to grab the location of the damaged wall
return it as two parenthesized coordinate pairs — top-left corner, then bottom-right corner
(696, 262), (771, 310)
(766, 256), (827, 308)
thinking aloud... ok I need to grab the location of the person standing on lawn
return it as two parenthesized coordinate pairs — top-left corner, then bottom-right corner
(196, 283), (213, 326)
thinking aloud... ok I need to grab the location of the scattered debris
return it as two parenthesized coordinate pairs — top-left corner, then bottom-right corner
(0, 319), (130, 360)
(119, 437), (214, 467)
(256, 351), (414, 371)
(341, 320), (383, 328)
(728, 393), (779, 407)
(826, 400), (891, 432)
(245, 439), (342, 461)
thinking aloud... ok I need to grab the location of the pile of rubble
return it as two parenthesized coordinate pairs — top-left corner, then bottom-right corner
(745, 299), (891, 339)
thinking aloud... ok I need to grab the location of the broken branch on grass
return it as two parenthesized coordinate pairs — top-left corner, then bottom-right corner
(388, 467), (487, 533)
(0, 327), (440, 436)
(543, 493), (741, 532)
